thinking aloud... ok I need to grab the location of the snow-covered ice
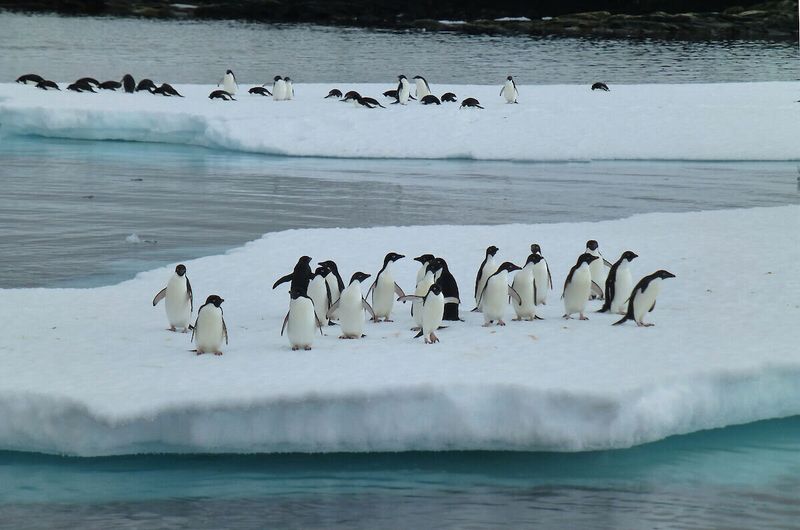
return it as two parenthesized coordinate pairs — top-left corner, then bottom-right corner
(0, 206), (797, 456)
(0, 81), (798, 161)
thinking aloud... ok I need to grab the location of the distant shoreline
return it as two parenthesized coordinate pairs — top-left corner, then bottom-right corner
(0, 0), (797, 41)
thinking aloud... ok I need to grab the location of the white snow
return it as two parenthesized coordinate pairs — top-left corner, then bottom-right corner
(494, 16), (532, 22)
(0, 206), (798, 456)
(1, 81), (798, 161)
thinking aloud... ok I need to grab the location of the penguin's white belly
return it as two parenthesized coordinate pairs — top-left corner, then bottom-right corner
(372, 273), (395, 318)
(273, 81), (286, 100)
(415, 82), (430, 99)
(564, 267), (591, 315)
(482, 273), (508, 322)
(398, 84), (409, 104)
(476, 260), (497, 308)
(512, 270), (535, 319)
(338, 287), (365, 337)
(285, 83), (293, 100)
(533, 263), (549, 305)
(195, 307), (223, 353)
(287, 297), (316, 348)
(503, 83), (516, 103)
(589, 258), (608, 291)
(611, 269), (633, 315)
(223, 76), (237, 95)
(307, 277), (328, 324)
(413, 276), (434, 327)
(633, 280), (661, 323)
(165, 276), (190, 329)
(326, 276), (341, 307)
(422, 294), (445, 336)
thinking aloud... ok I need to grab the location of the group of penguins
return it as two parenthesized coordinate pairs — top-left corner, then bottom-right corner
(152, 241), (674, 355)
(16, 70), (612, 108)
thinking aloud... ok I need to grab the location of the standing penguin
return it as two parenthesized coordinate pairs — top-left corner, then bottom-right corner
(473, 245), (500, 311)
(394, 75), (411, 105)
(562, 253), (600, 320)
(272, 256), (314, 296)
(585, 240), (612, 299)
(219, 69), (238, 95)
(511, 254), (543, 321)
(281, 290), (324, 350)
(530, 243), (553, 306)
(307, 265), (332, 327)
(192, 295), (228, 355)
(413, 75), (431, 99)
(152, 264), (193, 332)
(479, 262), (522, 326)
(598, 251), (638, 315)
(410, 262), (436, 331)
(367, 252), (406, 322)
(284, 77), (294, 100)
(614, 270), (676, 327)
(122, 74), (136, 93)
(400, 284), (459, 344)
(501, 75), (518, 104)
(319, 259), (345, 304)
(327, 272), (375, 339)
(413, 254), (436, 284)
(272, 76), (287, 101)
(432, 257), (461, 321)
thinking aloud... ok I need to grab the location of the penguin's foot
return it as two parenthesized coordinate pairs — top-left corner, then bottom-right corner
(181, 328), (189, 333)
(410, 326), (421, 331)
(304, 346), (312, 350)
(482, 322), (493, 327)
(168, 326), (176, 332)
(214, 351), (223, 356)
(292, 346), (299, 351)
(563, 314), (571, 319)
(512, 317), (522, 321)
(195, 350), (205, 355)
(534, 315), (544, 320)
(425, 332), (440, 344)
(579, 314), (589, 321)
(638, 322), (655, 327)
(498, 320), (506, 326)
(339, 335), (353, 339)
(384, 319), (394, 323)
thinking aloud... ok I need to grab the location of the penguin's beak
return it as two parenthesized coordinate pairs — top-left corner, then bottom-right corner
(664, 271), (676, 278)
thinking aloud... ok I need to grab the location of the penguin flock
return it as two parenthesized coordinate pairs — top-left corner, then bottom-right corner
(152, 240), (674, 355)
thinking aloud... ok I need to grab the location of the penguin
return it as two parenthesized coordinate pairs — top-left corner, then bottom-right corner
(413, 75), (431, 99)
(35, 80), (60, 91)
(122, 74), (136, 93)
(511, 254), (544, 321)
(192, 295), (228, 355)
(478, 262), (522, 326)
(272, 76), (287, 101)
(152, 83), (183, 97)
(383, 89), (398, 99)
(219, 70), (238, 95)
(16, 73), (45, 85)
(366, 252), (405, 322)
(209, 89), (236, 101)
(352, 96), (377, 109)
(325, 88), (342, 99)
(75, 77), (100, 87)
(613, 270), (675, 327)
(327, 272), (375, 339)
(585, 239), (612, 299)
(98, 80), (121, 90)
(592, 82), (610, 91)
(420, 95), (441, 105)
(530, 243), (553, 306)
(441, 92), (457, 103)
(410, 262), (436, 331)
(152, 263), (193, 332)
(473, 245), (499, 311)
(284, 77), (294, 100)
(361, 96), (385, 108)
(399, 284), (459, 344)
(413, 254), (436, 284)
(307, 265), (331, 328)
(500, 75), (518, 104)
(136, 79), (156, 92)
(66, 81), (96, 93)
(249, 86), (271, 96)
(562, 253), (601, 320)
(598, 251), (638, 315)
(273, 255), (314, 296)
(432, 257), (461, 321)
(281, 290), (324, 350)
(319, 260), (345, 311)
(343, 90), (361, 101)
(394, 75), (411, 105)
(460, 97), (483, 109)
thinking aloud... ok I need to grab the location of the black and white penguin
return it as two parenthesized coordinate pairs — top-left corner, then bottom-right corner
(352, 96), (377, 109)
(530, 243), (553, 306)
(479, 262), (522, 326)
(441, 92), (457, 102)
(273, 255), (314, 296)
(136, 79), (157, 92)
(473, 245), (500, 311)
(413, 254), (436, 284)
(318, 260), (346, 316)
(592, 82), (610, 91)
(209, 89), (236, 101)
(327, 272), (375, 339)
(75, 77), (100, 87)
(284, 77), (294, 100)
(562, 253), (600, 320)
(307, 265), (331, 327)
(35, 80), (60, 91)
(152, 83), (183, 97)
(613, 270), (675, 327)
(598, 251), (638, 315)
(281, 290), (324, 350)
(122, 74), (136, 93)
(272, 76), (287, 101)
(16, 73), (45, 85)
(367, 252), (405, 322)
(192, 295), (228, 355)
(98, 80), (122, 90)
(399, 284), (459, 344)
(511, 254), (544, 321)
(249, 86), (271, 96)
(325, 88), (343, 99)
(394, 75), (411, 105)
(460, 97), (483, 109)
(432, 257), (461, 321)
(585, 239), (612, 299)
(413, 75), (432, 99)
(219, 69), (238, 95)
(420, 95), (441, 105)
(343, 90), (361, 101)
(410, 261), (436, 331)
(383, 89), (398, 99)
(66, 80), (96, 93)
(501, 75), (518, 104)
(152, 263), (193, 332)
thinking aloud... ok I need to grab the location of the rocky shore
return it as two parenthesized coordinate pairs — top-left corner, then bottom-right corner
(0, 0), (796, 41)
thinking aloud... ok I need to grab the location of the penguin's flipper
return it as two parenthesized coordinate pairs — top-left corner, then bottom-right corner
(272, 273), (293, 290)
(191, 318), (198, 342)
(365, 281), (376, 300)
(394, 283), (406, 298)
(591, 281), (604, 299)
(649, 300), (656, 312)
(546, 261), (553, 290)
(315, 315), (324, 335)
(612, 315), (629, 326)
(186, 277), (193, 312)
(533, 279), (538, 306)
(398, 295), (423, 303)
(443, 297), (460, 305)
(603, 258), (613, 268)
(326, 299), (341, 320)
(222, 317), (229, 344)
(507, 286), (522, 305)
(362, 298), (376, 319)
(152, 287), (167, 306)
(281, 312), (289, 336)
(413, 330), (423, 339)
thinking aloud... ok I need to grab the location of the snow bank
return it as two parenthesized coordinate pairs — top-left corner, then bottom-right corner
(0, 206), (798, 456)
(0, 81), (798, 161)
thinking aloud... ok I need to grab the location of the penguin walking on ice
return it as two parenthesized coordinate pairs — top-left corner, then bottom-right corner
(393, 75), (411, 105)
(399, 284), (459, 344)
(273, 255), (314, 296)
(562, 253), (601, 320)
(192, 295), (228, 355)
(272, 76), (287, 101)
(530, 243), (553, 306)
(473, 245), (499, 312)
(98, 80), (122, 90)
(367, 252), (406, 322)
(410, 262), (435, 331)
(152, 263), (193, 332)
(307, 265), (331, 328)
(478, 262), (522, 326)
(433, 257), (462, 321)
(413, 75), (431, 99)
(585, 239), (612, 299)
(219, 69), (238, 95)
(598, 251), (638, 315)
(614, 270), (675, 327)
(511, 254), (544, 321)
(319, 260), (346, 323)
(281, 290), (324, 350)
(327, 272), (375, 339)
(501, 75), (518, 104)
(413, 254), (436, 285)
(284, 77), (294, 100)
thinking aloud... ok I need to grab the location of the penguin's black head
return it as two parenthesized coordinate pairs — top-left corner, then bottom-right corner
(413, 75), (425, 81)
(297, 255), (312, 265)
(314, 265), (329, 276)
(398, 74), (406, 80)
(486, 245), (499, 257)
(414, 253), (435, 264)
(507, 75), (513, 81)
(350, 272), (371, 284)
(530, 243), (541, 255)
(205, 294), (224, 307)
(525, 253), (543, 265)
(175, 264), (186, 276)
(654, 270), (676, 280)
(428, 283), (443, 296)
(586, 240), (599, 251)
(578, 253), (599, 266)
(384, 252), (405, 264)
(226, 69), (234, 75)
(621, 251), (639, 262)
(285, 77), (292, 82)
(498, 261), (521, 273)
(274, 75), (282, 82)
(432, 257), (449, 271)
(318, 260), (338, 271)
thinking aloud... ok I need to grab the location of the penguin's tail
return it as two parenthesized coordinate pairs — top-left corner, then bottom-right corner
(413, 330), (423, 339)
(477, 105), (484, 109)
(612, 315), (629, 326)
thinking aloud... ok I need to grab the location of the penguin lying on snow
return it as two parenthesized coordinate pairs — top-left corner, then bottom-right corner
(325, 88), (342, 99)
(36, 80), (60, 91)
(592, 82), (610, 91)
(399, 284), (459, 344)
(249, 86), (271, 96)
(192, 295), (228, 355)
(136, 79), (157, 92)
(152, 83), (183, 97)
(441, 92), (457, 102)
(98, 80), (122, 90)
(614, 270), (675, 327)
(209, 89), (236, 101)
(66, 80), (96, 93)
(16, 73), (45, 85)
(460, 97), (483, 109)
(152, 263), (193, 332)
(420, 95), (441, 105)
(75, 77), (100, 87)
